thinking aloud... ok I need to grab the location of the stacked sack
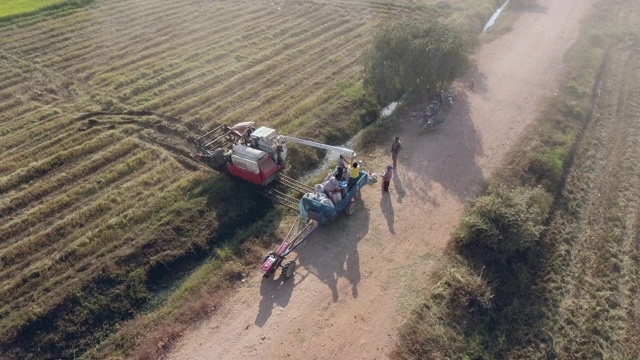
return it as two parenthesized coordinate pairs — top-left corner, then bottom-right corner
(322, 176), (342, 205)
(303, 183), (335, 208)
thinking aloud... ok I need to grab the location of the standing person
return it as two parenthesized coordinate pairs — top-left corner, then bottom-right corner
(382, 165), (393, 192)
(391, 136), (402, 169)
(336, 154), (347, 181)
(348, 162), (359, 192)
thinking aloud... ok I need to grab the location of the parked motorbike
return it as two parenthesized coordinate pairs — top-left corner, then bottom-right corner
(421, 116), (446, 131)
(441, 89), (455, 108)
(412, 107), (445, 131)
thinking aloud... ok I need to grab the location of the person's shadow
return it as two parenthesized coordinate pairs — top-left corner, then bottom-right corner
(394, 171), (406, 203)
(380, 191), (395, 234)
(255, 269), (305, 327)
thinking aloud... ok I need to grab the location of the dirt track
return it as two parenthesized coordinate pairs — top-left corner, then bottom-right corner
(168, 1), (596, 358)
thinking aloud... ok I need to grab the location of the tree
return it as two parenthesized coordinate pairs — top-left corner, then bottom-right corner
(363, 19), (471, 105)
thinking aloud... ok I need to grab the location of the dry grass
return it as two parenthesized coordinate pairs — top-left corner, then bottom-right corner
(0, 0), (503, 358)
(392, 0), (640, 358)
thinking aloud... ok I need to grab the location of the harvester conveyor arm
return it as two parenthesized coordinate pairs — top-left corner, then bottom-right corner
(281, 136), (356, 158)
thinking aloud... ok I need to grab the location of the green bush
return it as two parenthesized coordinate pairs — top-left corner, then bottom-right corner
(391, 263), (492, 360)
(363, 18), (472, 105)
(454, 185), (552, 256)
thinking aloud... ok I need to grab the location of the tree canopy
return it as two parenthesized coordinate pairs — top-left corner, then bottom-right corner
(363, 19), (471, 105)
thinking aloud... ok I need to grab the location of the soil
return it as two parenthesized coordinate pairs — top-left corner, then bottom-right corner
(167, 1), (596, 359)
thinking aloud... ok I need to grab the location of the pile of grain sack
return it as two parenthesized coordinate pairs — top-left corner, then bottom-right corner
(303, 174), (347, 208)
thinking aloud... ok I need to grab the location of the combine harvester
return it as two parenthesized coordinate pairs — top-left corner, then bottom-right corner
(192, 122), (375, 279)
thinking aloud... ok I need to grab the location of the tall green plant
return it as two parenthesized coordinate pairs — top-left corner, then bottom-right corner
(363, 19), (471, 105)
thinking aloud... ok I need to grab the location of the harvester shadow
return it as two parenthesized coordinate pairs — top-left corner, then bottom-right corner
(402, 91), (485, 203)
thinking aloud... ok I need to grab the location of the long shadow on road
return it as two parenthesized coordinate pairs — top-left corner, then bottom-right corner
(255, 196), (371, 329)
(255, 270), (304, 327)
(296, 198), (370, 301)
(399, 91), (485, 204)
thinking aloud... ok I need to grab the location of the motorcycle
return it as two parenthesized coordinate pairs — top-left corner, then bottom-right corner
(420, 116), (446, 131)
(412, 107), (446, 131)
(441, 89), (455, 108)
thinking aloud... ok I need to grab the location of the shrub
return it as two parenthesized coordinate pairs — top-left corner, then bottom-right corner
(391, 262), (492, 360)
(363, 18), (472, 105)
(454, 185), (552, 256)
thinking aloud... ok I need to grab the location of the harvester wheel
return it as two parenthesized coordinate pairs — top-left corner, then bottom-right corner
(346, 200), (356, 215)
(282, 259), (296, 279)
(262, 250), (276, 264)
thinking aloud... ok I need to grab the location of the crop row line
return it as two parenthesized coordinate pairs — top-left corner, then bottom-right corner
(0, 150), (172, 279)
(197, 32), (367, 127)
(0, 163), (192, 321)
(0, 126), (106, 177)
(0, 138), (140, 219)
(0, 110), (73, 155)
(0, 130), (126, 194)
(154, 17), (357, 118)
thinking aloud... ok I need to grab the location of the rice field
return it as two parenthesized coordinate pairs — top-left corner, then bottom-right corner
(0, 0), (501, 358)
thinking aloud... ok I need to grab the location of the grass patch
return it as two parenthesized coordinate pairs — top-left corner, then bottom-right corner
(392, 0), (629, 358)
(0, 0), (91, 21)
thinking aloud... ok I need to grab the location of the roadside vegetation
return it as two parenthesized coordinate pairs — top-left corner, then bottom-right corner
(0, 0), (502, 359)
(392, 0), (640, 358)
(364, 19), (471, 106)
(357, 11), (475, 151)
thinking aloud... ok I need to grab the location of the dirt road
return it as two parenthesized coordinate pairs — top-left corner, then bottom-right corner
(168, 1), (595, 359)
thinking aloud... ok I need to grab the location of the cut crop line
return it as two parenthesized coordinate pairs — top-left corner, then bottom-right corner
(112, 7), (321, 100)
(163, 18), (358, 117)
(0, 139), (140, 219)
(143, 13), (348, 112)
(85, 4), (312, 85)
(184, 24), (367, 123)
(201, 32), (367, 124)
(120, 18), (337, 105)
(86, 6), (270, 76)
(0, 154), (172, 271)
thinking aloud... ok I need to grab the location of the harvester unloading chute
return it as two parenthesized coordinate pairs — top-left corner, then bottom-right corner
(281, 135), (355, 159)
